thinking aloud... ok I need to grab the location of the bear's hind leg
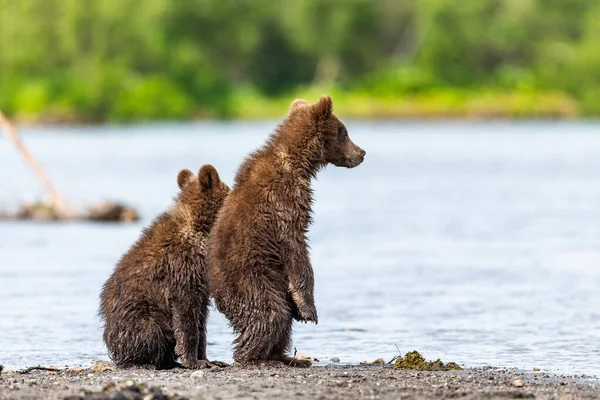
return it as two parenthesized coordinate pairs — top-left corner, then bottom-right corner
(105, 317), (176, 370)
(232, 297), (309, 368)
(267, 313), (311, 368)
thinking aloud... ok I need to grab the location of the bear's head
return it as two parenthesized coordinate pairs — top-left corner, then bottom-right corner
(289, 95), (365, 168)
(175, 164), (230, 231)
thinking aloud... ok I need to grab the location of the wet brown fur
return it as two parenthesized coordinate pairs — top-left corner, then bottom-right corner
(207, 96), (365, 367)
(100, 165), (230, 369)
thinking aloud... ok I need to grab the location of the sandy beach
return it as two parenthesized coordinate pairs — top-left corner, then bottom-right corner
(1, 363), (599, 400)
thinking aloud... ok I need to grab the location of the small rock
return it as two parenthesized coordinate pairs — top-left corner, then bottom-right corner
(69, 367), (85, 373)
(91, 361), (116, 372)
(143, 389), (164, 400)
(144, 386), (164, 400)
(122, 380), (138, 391)
(295, 354), (312, 361)
(121, 389), (143, 400)
(102, 382), (118, 393)
(108, 392), (128, 400)
(362, 358), (386, 365)
(144, 393), (166, 400)
(513, 379), (524, 387)
(329, 357), (340, 363)
(190, 370), (205, 379)
(533, 367), (540, 372)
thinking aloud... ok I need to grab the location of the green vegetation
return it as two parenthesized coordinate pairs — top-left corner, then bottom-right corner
(393, 351), (462, 371)
(0, 0), (598, 122)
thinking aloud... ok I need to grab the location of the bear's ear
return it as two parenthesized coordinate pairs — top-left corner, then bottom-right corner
(198, 164), (220, 192)
(312, 95), (333, 119)
(177, 169), (194, 190)
(289, 98), (310, 115)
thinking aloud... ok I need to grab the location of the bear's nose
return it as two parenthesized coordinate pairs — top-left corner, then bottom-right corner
(360, 149), (366, 158)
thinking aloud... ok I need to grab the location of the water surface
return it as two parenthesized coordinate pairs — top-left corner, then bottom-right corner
(1, 121), (599, 375)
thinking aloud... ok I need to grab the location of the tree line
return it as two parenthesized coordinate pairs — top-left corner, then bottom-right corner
(1, 0), (599, 121)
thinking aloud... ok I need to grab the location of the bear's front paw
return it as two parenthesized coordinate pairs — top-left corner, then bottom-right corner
(297, 304), (318, 325)
(183, 359), (212, 369)
(209, 360), (230, 368)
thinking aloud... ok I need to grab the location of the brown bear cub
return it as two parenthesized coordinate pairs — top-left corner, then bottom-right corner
(207, 95), (365, 367)
(100, 165), (230, 369)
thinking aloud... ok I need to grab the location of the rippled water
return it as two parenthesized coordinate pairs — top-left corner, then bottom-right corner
(1, 121), (599, 375)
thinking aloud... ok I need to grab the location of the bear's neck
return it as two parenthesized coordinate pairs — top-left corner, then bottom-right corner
(269, 119), (325, 180)
(170, 200), (214, 239)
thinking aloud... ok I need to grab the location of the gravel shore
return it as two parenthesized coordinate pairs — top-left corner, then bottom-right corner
(1, 363), (598, 400)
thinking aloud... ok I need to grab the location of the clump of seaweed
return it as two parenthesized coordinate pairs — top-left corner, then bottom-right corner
(393, 351), (462, 371)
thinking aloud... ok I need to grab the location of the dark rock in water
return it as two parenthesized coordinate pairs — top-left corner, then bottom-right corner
(0, 364), (4, 375)
(393, 351), (462, 371)
(87, 202), (140, 222)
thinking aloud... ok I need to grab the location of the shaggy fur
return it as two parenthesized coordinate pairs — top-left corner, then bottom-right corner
(100, 165), (230, 369)
(207, 95), (365, 367)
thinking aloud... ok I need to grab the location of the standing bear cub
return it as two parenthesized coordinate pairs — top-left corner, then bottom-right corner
(100, 165), (230, 369)
(207, 95), (365, 367)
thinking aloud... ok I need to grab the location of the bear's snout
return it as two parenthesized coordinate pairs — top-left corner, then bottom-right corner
(345, 143), (365, 168)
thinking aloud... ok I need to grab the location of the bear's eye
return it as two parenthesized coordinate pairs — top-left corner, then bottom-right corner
(339, 128), (348, 138)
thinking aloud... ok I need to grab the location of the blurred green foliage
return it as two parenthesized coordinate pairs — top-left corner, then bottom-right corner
(0, 0), (598, 121)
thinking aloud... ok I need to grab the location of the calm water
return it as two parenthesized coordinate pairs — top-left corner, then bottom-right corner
(1, 121), (599, 375)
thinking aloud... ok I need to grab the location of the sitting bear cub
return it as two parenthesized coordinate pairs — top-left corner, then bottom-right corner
(100, 165), (230, 369)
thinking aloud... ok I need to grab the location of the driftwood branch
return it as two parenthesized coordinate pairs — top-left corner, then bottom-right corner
(0, 111), (74, 218)
(388, 342), (402, 364)
(0, 111), (138, 223)
(17, 366), (61, 374)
